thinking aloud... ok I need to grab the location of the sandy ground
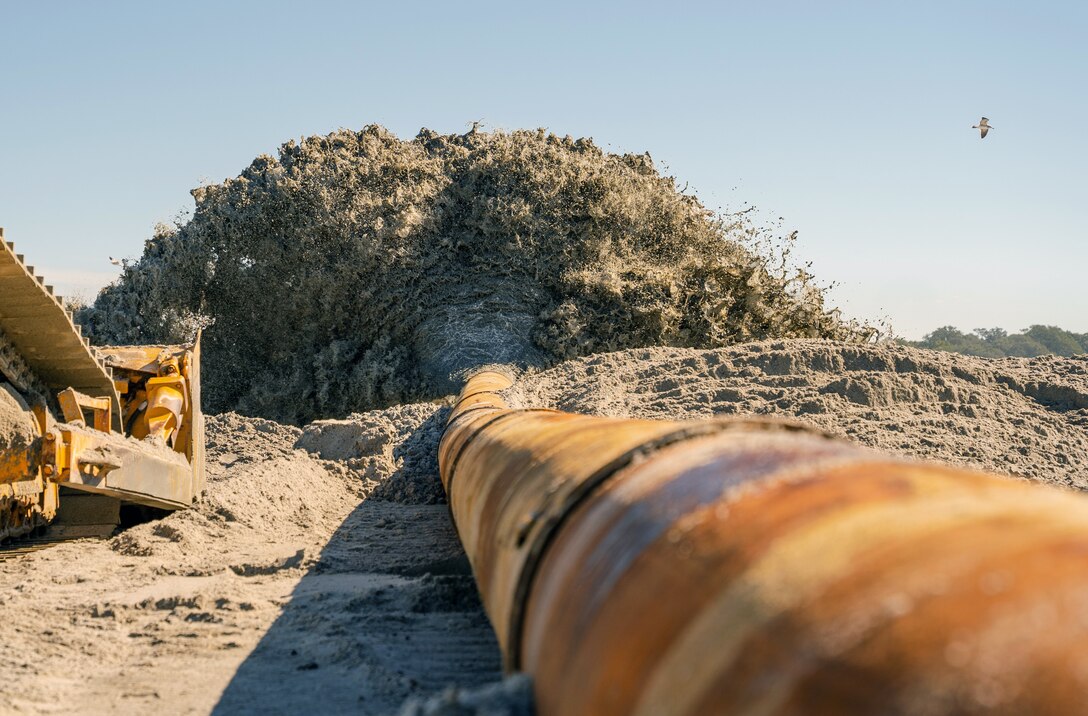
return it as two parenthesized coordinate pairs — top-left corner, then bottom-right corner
(1, 341), (1086, 714)
(1, 410), (506, 715)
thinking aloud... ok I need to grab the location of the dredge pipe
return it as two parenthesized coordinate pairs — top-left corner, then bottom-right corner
(439, 370), (1088, 715)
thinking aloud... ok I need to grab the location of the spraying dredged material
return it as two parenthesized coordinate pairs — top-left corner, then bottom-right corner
(79, 126), (866, 424)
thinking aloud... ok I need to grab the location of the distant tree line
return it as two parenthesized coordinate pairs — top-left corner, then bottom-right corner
(907, 325), (1088, 358)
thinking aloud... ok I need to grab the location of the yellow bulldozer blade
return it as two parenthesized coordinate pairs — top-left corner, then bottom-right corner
(1, 228), (203, 537)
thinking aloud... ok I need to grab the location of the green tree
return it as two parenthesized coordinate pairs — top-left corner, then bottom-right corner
(997, 333), (1049, 357)
(973, 327), (1007, 343)
(912, 326), (1003, 357)
(1023, 325), (1086, 356)
(908, 325), (1088, 358)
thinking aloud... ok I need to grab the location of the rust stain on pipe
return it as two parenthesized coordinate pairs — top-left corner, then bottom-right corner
(439, 370), (1088, 715)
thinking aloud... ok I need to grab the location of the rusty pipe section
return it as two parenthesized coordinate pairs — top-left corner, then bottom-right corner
(439, 370), (1088, 715)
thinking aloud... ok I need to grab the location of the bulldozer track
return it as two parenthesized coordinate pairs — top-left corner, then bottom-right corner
(0, 230), (120, 414)
(0, 524), (114, 560)
(0, 535), (71, 560)
(0, 324), (49, 401)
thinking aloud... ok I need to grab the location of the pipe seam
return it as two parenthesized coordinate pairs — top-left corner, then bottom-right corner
(504, 418), (830, 668)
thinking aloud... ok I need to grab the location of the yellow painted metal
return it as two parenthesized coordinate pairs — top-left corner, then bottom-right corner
(0, 452), (29, 484)
(1, 230), (205, 523)
(56, 388), (112, 433)
(36, 341), (205, 509)
(0, 377), (55, 539)
(441, 370), (1088, 715)
(44, 423), (193, 509)
(0, 228), (121, 428)
(183, 336), (205, 498)
(98, 338), (206, 500)
(101, 343), (200, 456)
(144, 375), (185, 443)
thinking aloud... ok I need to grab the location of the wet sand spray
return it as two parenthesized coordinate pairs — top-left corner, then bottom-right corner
(80, 126), (864, 423)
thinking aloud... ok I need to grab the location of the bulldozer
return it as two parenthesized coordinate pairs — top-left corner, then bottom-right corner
(0, 229), (204, 541)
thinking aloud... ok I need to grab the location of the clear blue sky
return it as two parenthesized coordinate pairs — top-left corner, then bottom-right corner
(2, 0), (1084, 339)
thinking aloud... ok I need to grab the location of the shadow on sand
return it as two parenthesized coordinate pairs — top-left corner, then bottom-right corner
(212, 414), (502, 715)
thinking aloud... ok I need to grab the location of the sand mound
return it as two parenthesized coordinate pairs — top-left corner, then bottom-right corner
(78, 126), (864, 423)
(508, 341), (1088, 488)
(296, 402), (448, 504)
(110, 406), (451, 570)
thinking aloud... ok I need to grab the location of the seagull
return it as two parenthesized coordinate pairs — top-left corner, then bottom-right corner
(109, 256), (122, 266)
(972, 117), (993, 139)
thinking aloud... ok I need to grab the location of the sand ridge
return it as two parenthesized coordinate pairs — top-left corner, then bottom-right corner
(508, 341), (1088, 488)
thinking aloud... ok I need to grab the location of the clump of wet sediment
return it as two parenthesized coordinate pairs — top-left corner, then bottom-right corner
(0, 383), (35, 457)
(79, 126), (865, 424)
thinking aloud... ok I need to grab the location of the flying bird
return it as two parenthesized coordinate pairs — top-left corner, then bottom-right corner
(972, 117), (993, 139)
(109, 256), (122, 266)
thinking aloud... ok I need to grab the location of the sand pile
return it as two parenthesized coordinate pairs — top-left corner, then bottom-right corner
(508, 341), (1088, 488)
(78, 126), (865, 423)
